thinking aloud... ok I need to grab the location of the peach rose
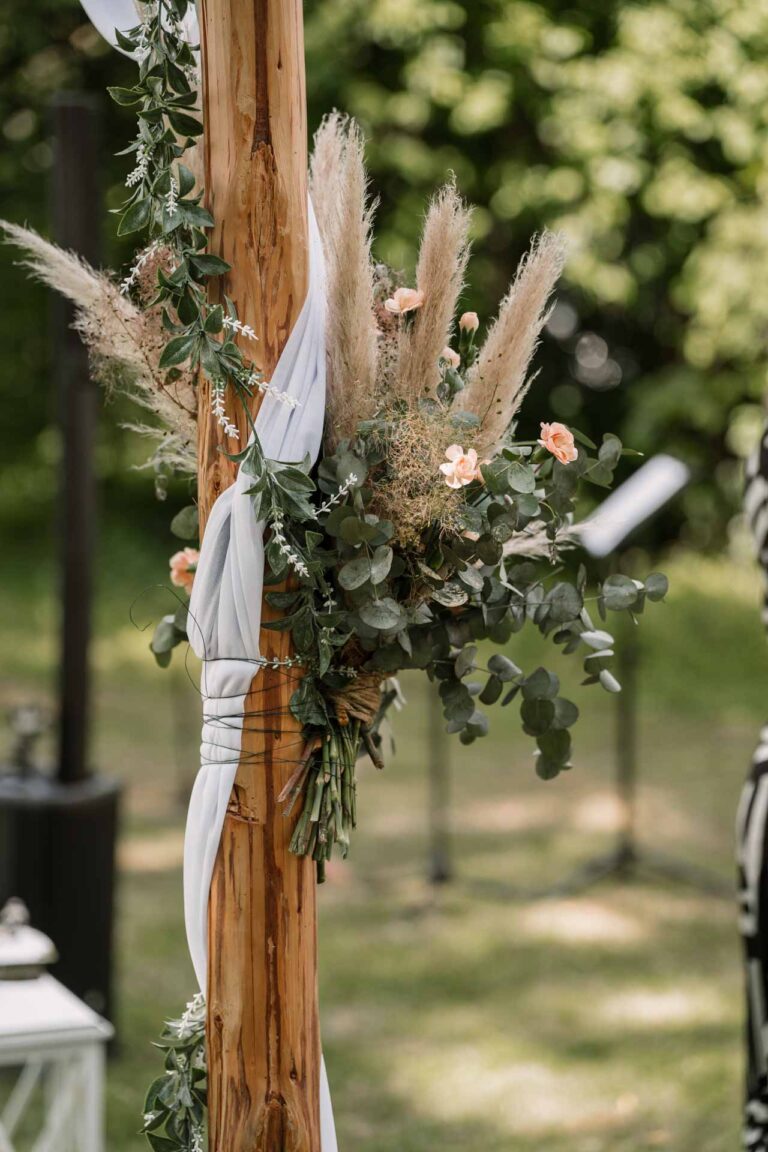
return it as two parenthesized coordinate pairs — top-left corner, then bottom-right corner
(440, 346), (461, 369)
(169, 547), (199, 592)
(384, 287), (425, 315)
(539, 421), (578, 465)
(440, 444), (481, 489)
(459, 311), (479, 333)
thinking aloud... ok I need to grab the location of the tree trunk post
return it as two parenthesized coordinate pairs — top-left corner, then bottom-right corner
(197, 3), (320, 1150)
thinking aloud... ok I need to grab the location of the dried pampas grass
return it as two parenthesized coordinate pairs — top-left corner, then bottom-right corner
(463, 230), (566, 457)
(0, 221), (196, 470)
(310, 113), (378, 447)
(398, 180), (471, 401)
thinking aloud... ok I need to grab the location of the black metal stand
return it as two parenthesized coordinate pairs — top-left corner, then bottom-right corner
(533, 632), (732, 901)
(428, 691), (453, 885)
(0, 95), (121, 1022)
(0, 773), (120, 1017)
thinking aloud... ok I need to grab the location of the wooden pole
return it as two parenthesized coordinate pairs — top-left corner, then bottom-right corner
(196, 3), (320, 1150)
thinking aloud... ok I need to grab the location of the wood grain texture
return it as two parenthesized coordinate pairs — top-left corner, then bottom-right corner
(196, 2), (320, 1149)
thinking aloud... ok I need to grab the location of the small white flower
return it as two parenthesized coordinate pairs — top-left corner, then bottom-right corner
(240, 371), (299, 410)
(317, 473), (358, 515)
(120, 239), (163, 295)
(125, 139), (151, 188)
(223, 315), (258, 342)
(211, 385), (239, 440)
(164, 177), (178, 219)
(270, 511), (309, 578)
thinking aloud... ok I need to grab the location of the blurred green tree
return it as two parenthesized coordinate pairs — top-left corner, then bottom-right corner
(2, 0), (767, 547)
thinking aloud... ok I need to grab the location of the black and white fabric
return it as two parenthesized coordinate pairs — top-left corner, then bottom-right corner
(738, 424), (768, 1150)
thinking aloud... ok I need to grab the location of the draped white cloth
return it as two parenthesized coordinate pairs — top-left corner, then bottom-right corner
(79, 3), (338, 1144)
(185, 206), (338, 1149)
(79, 0), (199, 50)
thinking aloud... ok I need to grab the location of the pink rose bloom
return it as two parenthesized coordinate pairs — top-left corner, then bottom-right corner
(539, 421), (578, 465)
(169, 547), (200, 592)
(440, 444), (481, 489)
(384, 287), (425, 315)
(459, 311), (479, 333)
(440, 346), (461, 368)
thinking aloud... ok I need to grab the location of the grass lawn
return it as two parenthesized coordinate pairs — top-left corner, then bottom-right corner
(1, 526), (763, 1151)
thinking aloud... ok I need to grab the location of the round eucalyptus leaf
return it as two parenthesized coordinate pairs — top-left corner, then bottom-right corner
(580, 629), (614, 650)
(545, 582), (583, 624)
(339, 516), (380, 546)
(431, 582), (469, 608)
(487, 653), (522, 681)
(552, 697), (579, 729)
(359, 598), (402, 630)
(370, 545), (394, 585)
(479, 674), (503, 706)
(522, 666), (560, 701)
(338, 556), (372, 590)
(535, 755), (562, 781)
(599, 669), (622, 693)
(602, 574), (640, 611)
(170, 504), (199, 540)
(645, 572), (669, 602)
(537, 727), (571, 764)
(454, 645), (477, 679)
(520, 697), (555, 735)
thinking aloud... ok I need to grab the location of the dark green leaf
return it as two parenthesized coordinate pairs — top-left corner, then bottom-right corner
(191, 254), (232, 276)
(159, 333), (197, 369)
(522, 667), (559, 700)
(479, 674), (503, 705)
(108, 85), (143, 106)
(118, 197), (152, 235)
(520, 697), (555, 735)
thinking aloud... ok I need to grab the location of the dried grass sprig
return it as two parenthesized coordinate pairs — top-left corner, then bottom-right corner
(502, 522), (575, 559)
(310, 114), (378, 447)
(463, 231), (566, 457)
(371, 405), (476, 546)
(0, 221), (196, 469)
(397, 180), (472, 401)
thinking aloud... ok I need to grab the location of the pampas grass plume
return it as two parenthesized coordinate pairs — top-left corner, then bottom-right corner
(463, 230), (566, 456)
(397, 180), (471, 400)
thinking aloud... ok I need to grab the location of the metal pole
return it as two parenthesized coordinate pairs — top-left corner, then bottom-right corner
(615, 626), (639, 874)
(428, 689), (453, 884)
(51, 94), (100, 785)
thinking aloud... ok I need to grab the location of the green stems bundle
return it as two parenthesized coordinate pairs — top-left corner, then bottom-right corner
(289, 722), (359, 881)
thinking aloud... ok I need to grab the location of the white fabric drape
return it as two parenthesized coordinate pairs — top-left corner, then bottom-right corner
(185, 204), (337, 1149)
(79, 0), (199, 51)
(79, 4), (337, 1143)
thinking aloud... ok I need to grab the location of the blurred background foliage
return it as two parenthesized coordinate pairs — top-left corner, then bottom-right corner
(1, 5), (766, 1145)
(2, 0), (768, 552)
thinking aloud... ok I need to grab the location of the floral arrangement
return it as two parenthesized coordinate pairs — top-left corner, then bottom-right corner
(141, 994), (206, 1152)
(1, 0), (667, 884)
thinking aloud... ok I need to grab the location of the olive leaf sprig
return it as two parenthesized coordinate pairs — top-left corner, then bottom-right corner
(141, 993), (207, 1152)
(108, 0), (267, 449)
